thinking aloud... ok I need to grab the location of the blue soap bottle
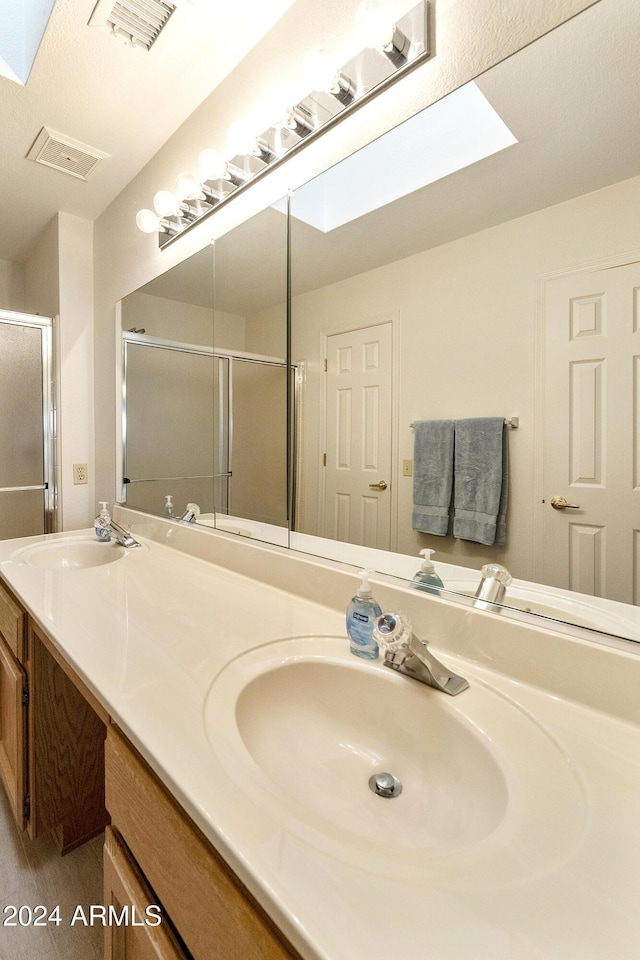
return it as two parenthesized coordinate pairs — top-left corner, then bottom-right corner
(413, 549), (444, 591)
(346, 569), (382, 660)
(94, 502), (111, 542)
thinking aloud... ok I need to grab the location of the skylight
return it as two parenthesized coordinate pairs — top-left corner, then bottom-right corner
(0, 0), (56, 86)
(290, 81), (518, 233)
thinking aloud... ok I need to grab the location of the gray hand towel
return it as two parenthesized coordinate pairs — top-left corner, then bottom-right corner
(412, 420), (455, 535)
(453, 417), (508, 545)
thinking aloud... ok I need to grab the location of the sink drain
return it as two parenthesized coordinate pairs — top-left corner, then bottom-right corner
(368, 772), (402, 798)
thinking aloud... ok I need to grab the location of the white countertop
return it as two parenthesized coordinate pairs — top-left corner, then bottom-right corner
(1, 526), (639, 960)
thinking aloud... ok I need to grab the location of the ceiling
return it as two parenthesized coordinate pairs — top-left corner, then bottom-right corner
(0, 0), (294, 264)
(134, 0), (640, 318)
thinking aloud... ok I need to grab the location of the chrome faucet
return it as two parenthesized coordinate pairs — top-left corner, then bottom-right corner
(473, 563), (512, 609)
(179, 502), (200, 523)
(374, 612), (469, 696)
(108, 519), (140, 548)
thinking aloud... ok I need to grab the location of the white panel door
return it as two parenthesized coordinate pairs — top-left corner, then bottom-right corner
(323, 323), (392, 549)
(543, 261), (640, 603)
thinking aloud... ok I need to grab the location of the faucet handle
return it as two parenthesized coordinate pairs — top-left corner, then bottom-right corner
(474, 563), (512, 605)
(373, 612), (412, 655)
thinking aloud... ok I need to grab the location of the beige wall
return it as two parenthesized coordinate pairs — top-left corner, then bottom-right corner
(0, 259), (24, 312)
(93, 0), (598, 516)
(23, 214), (94, 531)
(122, 292), (215, 346)
(292, 172), (640, 580)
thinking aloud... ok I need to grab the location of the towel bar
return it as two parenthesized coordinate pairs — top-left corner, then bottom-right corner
(410, 417), (519, 429)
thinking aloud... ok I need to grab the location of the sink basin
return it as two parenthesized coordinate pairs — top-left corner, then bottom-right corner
(13, 538), (126, 569)
(205, 636), (587, 880)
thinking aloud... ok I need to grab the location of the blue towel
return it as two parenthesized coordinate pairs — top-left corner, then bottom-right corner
(412, 420), (455, 535)
(452, 418), (508, 545)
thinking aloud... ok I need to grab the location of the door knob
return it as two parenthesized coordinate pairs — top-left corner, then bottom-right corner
(369, 480), (388, 491)
(550, 496), (580, 510)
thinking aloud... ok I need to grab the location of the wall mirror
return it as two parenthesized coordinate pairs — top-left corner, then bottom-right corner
(120, 200), (289, 547)
(289, 0), (640, 644)
(210, 200), (288, 544)
(120, 246), (216, 518)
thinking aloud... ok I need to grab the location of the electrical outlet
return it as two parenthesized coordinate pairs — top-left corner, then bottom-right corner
(73, 463), (88, 485)
(402, 459), (413, 477)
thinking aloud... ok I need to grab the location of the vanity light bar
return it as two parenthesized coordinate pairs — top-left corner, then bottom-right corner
(136, 0), (431, 248)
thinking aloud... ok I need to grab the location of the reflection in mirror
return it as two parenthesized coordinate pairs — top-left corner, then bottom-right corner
(210, 200), (289, 545)
(120, 247), (216, 518)
(120, 201), (289, 548)
(290, 0), (640, 644)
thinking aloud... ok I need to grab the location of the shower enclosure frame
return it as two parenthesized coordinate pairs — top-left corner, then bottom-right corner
(120, 331), (292, 523)
(0, 310), (56, 535)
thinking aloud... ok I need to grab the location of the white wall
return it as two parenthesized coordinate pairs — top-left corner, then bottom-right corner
(122, 292), (214, 346)
(0, 258), (24, 312)
(292, 173), (640, 580)
(57, 214), (95, 529)
(23, 214), (94, 531)
(93, 0), (597, 508)
(24, 217), (59, 319)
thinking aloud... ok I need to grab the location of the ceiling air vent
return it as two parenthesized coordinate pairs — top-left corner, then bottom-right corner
(88, 0), (177, 50)
(26, 128), (109, 181)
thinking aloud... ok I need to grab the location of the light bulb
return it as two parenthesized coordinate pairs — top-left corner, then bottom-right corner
(304, 45), (339, 93)
(355, 0), (394, 50)
(153, 190), (179, 217)
(198, 148), (227, 181)
(175, 172), (201, 201)
(227, 120), (256, 158)
(136, 209), (160, 234)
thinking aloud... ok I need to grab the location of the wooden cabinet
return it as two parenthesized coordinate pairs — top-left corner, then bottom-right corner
(26, 620), (109, 851)
(0, 576), (109, 851)
(104, 826), (188, 960)
(0, 629), (27, 829)
(105, 726), (303, 960)
(0, 580), (28, 830)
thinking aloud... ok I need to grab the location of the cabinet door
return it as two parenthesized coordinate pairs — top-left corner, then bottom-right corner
(0, 632), (27, 830)
(104, 826), (188, 960)
(27, 622), (109, 851)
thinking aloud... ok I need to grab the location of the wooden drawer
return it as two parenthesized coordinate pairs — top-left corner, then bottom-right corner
(105, 726), (302, 960)
(0, 579), (25, 660)
(104, 826), (189, 960)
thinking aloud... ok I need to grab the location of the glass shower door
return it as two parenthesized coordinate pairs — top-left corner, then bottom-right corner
(0, 313), (54, 540)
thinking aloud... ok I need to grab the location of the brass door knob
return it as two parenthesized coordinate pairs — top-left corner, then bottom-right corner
(550, 496), (580, 510)
(369, 480), (388, 491)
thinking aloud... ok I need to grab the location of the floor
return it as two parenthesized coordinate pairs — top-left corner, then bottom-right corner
(0, 786), (103, 959)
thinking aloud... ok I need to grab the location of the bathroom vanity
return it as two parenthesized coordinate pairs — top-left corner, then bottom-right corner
(0, 578), (107, 849)
(0, 512), (639, 959)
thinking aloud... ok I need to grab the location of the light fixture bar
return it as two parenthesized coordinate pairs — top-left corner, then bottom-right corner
(138, 0), (430, 247)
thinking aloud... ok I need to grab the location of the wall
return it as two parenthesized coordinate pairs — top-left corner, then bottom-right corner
(0, 258), (24, 311)
(57, 214), (95, 529)
(24, 214), (94, 531)
(93, 0), (598, 512)
(122, 292), (214, 346)
(292, 172), (640, 581)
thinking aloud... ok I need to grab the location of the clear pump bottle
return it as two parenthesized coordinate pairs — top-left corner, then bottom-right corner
(346, 569), (382, 660)
(94, 502), (111, 542)
(164, 495), (174, 519)
(413, 548), (444, 591)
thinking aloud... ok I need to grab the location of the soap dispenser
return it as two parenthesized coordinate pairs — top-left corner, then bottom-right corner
(94, 502), (111, 542)
(346, 569), (382, 660)
(413, 549), (444, 591)
(164, 495), (174, 519)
